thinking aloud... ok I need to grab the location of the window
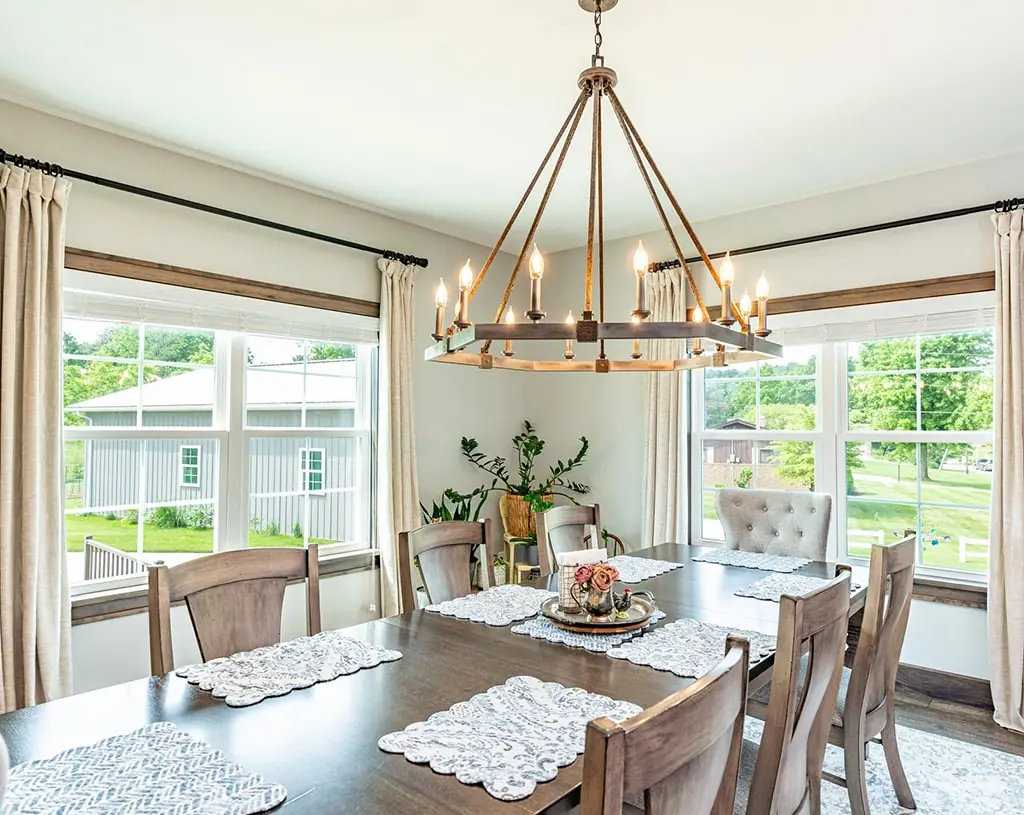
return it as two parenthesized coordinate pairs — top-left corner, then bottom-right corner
(180, 446), (201, 487)
(63, 283), (376, 593)
(300, 448), (325, 493)
(692, 319), (994, 583)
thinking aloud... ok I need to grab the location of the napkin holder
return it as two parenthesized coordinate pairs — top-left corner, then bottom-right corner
(555, 548), (607, 614)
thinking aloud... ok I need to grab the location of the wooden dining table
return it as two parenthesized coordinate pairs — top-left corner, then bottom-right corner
(0, 543), (867, 814)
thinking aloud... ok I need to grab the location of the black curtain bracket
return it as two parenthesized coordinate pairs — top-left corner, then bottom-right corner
(0, 147), (429, 268)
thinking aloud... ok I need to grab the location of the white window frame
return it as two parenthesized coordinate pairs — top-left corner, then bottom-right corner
(179, 445), (201, 488)
(299, 447), (326, 494)
(690, 298), (994, 585)
(63, 281), (378, 597)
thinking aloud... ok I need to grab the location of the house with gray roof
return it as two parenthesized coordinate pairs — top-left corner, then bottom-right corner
(68, 359), (361, 543)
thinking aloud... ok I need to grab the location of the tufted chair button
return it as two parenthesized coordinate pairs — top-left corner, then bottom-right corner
(762, 505), (768, 512)
(811, 508), (816, 513)
(799, 531), (805, 537)
(747, 524), (753, 531)
(788, 507), (795, 514)
(774, 530), (780, 537)
(735, 501), (741, 507)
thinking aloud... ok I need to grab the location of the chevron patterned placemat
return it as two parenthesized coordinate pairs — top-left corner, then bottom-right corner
(1, 721), (286, 814)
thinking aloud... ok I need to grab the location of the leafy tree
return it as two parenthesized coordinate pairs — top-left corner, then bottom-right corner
(848, 332), (992, 480)
(298, 344), (356, 362)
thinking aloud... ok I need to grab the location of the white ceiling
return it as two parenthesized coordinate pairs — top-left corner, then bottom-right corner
(2, 1), (1024, 251)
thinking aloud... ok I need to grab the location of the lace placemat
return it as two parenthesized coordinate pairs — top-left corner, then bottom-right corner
(425, 584), (556, 627)
(606, 555), (684, 583)
(607, 618), (777, 678)
(2, 722), (286, 814)
(735, 572), (862, 602)
(511, 610), (667, 653)
(176, 630), (402, 707)
(690, 548), (811, 573)
(378, 675), (641, 801)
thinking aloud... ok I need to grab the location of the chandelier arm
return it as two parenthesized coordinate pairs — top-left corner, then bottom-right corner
(480, 87), (591, 354)
(604, 89), (712, 324)
(468, 87), (589, 301)
(596, 79), (607, 359)
(584, 79), (601, 318)
(607, 88), (749, 331)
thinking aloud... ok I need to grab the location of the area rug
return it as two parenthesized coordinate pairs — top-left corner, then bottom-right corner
(737, 717), (1024, 814)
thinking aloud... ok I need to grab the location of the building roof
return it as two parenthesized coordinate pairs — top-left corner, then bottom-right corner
(68, 359), (357, 412)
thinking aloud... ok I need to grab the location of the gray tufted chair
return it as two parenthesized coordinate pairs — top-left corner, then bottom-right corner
(714, 488), (831, 560)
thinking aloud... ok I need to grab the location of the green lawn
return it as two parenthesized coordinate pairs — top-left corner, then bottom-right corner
(65, 513), (327, 553)
(700, 456), (990, 574)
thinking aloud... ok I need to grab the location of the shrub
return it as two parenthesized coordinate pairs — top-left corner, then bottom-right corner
(122, 509), (139, 526)
(292, 521), (303, 539)
(735, 468), (753, 489)
(149, 506), (186, 529)
(182, 504), (214, 530)
(104, 512), (118, 521)
(266, 520), (281, 537)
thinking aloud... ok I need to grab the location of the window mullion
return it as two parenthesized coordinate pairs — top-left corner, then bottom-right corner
(219, 333), (248, 551)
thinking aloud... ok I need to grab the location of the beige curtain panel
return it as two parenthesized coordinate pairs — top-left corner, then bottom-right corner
(376, 258), (420, 617)
(0, 167), (73, 712)
(990, 209), (1024, 733)
(640, 267), (688, 550)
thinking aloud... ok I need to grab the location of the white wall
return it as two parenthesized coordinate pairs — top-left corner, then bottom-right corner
(0, 99), (528, 690)
(538, 151), (1024, 679)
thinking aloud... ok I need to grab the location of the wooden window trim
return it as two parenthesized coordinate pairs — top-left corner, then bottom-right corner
(912, 575), (987, 609)
(70, 552), (379, 626)
(705, 271), (994, 321)
(65, 247), (380, 319)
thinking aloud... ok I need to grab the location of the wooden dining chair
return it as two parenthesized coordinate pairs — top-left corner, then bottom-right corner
(715, 489), (831, 560)
(398, 520), (496, 611)
(148, 544), (321, 676)
(742, 570), (852, 815)
(580, 638), (750, 815)
(750, 534), (917, 814)
(536, 504), (607, 574)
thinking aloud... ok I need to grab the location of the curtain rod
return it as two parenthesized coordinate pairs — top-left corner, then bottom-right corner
(649, 197), (1023, 273)
(0, 147), (430, 269)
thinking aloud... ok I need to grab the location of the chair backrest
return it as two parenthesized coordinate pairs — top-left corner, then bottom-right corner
(715, 489), (831, 560)
(747, 570), (852, 815)
(847, 532), (916, 730)
(148, 545), (321, 676)
(581, 638), (750, 815)
(0, 732), (8, 808)
(536, 504), (601, 575)
(398, 520), (495, 611)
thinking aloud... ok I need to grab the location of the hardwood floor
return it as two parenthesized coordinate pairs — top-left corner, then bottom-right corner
(894, 691), (1024, 758)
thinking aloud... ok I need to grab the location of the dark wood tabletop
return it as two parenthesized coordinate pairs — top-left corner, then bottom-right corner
(0, 543), (867, 814)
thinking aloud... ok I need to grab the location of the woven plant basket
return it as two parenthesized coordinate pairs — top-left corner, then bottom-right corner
(501, 493), (554, 538)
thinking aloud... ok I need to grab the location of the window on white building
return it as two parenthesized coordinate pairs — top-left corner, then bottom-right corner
(62, 271), (377, 593)
(692, 306), (994, 583)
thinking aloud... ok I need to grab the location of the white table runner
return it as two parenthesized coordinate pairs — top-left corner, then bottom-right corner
(607, 618), (777, 678)
(691, 548), (811, 573)
(378, 675), (641, 801)
(735, 572), (862, 602)
(511, 611), (667, 653)
(176, 630), (402, 707)
(0, 722), (286, 814)
(425, 584), (556, 627)
(605, 555), (684, 583)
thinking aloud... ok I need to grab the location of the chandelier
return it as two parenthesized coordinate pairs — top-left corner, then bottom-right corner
(425, 0), (783, 373)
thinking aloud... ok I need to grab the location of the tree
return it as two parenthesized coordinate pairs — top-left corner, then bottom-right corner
(848, 332), (992, 481)
(296, 344), (356, 362)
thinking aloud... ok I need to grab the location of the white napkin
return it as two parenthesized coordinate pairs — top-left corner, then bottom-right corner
(555, 547), (608, 568)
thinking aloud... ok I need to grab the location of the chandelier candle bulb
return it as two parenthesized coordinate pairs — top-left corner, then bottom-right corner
(456, 260), (473, 328)
(504, 310), (516, 357)
(631, 315), (642, 359)
(756, 273), (770, 336)
(691, 307), (704, 355)
(719, 252), (735, 326)
(528, 244), (546, 321)
(433, 278), (448, 340)
(564, 310), (576, 359)
(739, 291), (752, 332)
(632, 241), (650, 318)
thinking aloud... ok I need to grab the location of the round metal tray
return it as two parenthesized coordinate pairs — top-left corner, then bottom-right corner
(540, 594), (658, 635)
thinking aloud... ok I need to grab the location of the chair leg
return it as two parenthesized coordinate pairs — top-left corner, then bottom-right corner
(808, 773), (823, 815)
(881, 720), (916, 810)
(843, 734), (870, 815)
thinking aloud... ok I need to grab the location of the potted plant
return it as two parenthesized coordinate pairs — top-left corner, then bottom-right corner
(493, 554), (508, 587)
(461, 420), (589, 539)
(419, 482), (496, 525)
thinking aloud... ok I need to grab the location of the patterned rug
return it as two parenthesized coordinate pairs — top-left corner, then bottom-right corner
(738, 718), (1024, 814)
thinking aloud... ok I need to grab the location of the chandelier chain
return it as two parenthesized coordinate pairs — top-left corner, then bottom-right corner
(593, 2), (603, 58)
